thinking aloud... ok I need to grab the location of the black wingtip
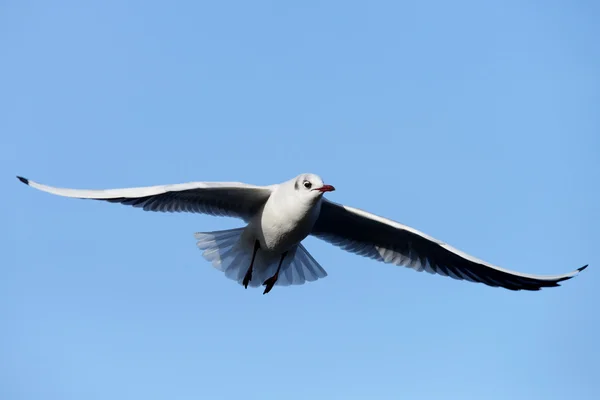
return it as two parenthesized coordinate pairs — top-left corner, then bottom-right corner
(577, 264), (589, 273)
(17, 176), (29, 185)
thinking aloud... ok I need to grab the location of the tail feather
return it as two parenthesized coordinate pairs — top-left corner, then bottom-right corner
(194, 229), (328, 289)
(224, 251), (250, 282)
(296, 248), (319, 282)
(276, 244), (328, 286)
(297, 245), (328, 281)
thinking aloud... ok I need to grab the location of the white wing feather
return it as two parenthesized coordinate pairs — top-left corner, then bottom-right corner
(17, 176), (273, 221)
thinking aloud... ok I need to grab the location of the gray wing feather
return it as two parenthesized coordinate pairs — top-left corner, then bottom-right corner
(18, 176), (272, 221)
(311, 199), (587, 291)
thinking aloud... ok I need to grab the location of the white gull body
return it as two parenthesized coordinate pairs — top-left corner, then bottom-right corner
(17, 173), (587, 294)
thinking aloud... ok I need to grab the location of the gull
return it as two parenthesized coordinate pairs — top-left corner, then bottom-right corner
(17, 173), (587, 294)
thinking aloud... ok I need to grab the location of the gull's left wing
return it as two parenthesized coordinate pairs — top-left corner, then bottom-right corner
(311, 199), (587, 291)
(17, 176), (273, 221)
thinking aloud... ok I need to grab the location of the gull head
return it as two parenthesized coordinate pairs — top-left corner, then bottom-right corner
(290, 173), (335, 202)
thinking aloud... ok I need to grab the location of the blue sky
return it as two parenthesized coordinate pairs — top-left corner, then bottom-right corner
(2, 0), (599, 399)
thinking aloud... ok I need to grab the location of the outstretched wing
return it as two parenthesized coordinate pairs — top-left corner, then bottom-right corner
(17, 176), (273, 221)
(311, 199), (587, 291)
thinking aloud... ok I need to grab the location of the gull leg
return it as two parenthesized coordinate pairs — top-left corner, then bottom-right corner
(263, 251), (288, 295)
(243, 240), (260, 289)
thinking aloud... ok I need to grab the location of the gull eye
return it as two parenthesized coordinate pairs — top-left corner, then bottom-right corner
(303, 180), (312, 189)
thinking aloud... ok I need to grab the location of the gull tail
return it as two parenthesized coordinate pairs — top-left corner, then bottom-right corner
(277, 243), (329, 286)
(194, 228), (328, 289)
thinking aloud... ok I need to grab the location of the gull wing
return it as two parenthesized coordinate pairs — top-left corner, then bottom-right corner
(311, 199), (587, 291)
(18, 176), (273, 221)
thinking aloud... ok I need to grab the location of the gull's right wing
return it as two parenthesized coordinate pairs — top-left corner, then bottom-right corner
(17, 176), (274, 222)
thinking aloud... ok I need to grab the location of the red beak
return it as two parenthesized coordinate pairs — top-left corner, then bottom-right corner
(317, 184), (335, 193)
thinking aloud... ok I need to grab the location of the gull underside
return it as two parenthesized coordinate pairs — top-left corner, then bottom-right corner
(194, 228), (327, 287)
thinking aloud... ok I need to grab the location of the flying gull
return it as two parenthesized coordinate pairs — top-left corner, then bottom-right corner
(17, 174), (587, 294)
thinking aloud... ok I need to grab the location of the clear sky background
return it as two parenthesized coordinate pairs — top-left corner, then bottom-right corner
(2, 1), (599, 399)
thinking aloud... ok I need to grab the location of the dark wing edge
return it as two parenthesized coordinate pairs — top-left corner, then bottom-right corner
(311, 199), (588, 291)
